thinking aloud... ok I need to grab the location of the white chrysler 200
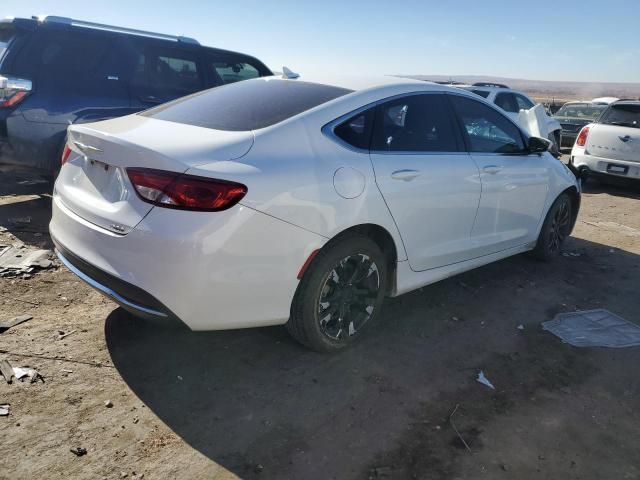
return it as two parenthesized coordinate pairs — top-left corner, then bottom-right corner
(50, 74), (580, 352)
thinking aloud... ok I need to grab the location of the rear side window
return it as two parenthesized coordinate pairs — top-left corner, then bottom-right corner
(142, 79), (352, 131)
(333, 109), (374, 150)
(450, 95), (526, 154)
(211, 58), (260, 84)
(471, 89), (490, 99)
(599, 104), (640, 128)
(132, 47), (203, 94)
(371, 94), (460, 152)
(514, 94), (534, 110)
(494, 92), (519, 113)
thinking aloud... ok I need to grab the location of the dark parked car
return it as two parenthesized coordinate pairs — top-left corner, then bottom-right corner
(0, 16), (272, 175)
(553, 101), (606, 148)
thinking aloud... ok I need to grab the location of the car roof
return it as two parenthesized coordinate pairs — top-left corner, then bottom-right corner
(611, 100), (640, 106)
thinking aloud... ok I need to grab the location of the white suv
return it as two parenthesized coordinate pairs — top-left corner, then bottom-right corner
(458, 83), (562, 154)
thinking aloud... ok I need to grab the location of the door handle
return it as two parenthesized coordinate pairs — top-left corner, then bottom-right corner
(482, 165), (503, 174)
(391, 169), (421, 181)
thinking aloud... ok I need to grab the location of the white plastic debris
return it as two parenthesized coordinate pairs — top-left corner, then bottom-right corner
(0, 404), (9, 416)
(517, 324), (525, 330)
(543, 309), (640, 348)
(476, 371), (495, 390)
(12, 366), (43, 383)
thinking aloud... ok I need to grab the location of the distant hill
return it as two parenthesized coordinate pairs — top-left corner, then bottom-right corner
(400, 75), (640, 104)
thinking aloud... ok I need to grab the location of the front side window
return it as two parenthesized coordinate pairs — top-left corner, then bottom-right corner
(494, 92), (519, 113)
(371, 94), (459, 152)
(450, 95), (526, 154)
(142, 78), (352, 131)
(333, 109), (374, 150)
(514, 94), (535, 110)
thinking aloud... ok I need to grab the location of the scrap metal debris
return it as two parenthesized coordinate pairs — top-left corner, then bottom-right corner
(543, 309), (640, 348)
(0, 244), (54, 278)
(0, 404), (9, 416)
(0, 314), (33, 333)
(0, 359), (14, 383)
(476, 370), (495, 390)
(70, 447), (87, 457)
(57, 330), (77, 340)
(13, 366), (44, 383)
(449, 404), (472, 453)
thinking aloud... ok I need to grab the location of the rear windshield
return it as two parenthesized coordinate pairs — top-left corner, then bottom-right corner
(141, 78), (353, 131)
(556, 103), (606, 119)
(599, 104), (640, 129)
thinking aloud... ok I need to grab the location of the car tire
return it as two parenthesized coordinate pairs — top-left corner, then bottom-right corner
(531, 192), (573, 261)
(287, 233), (388, 352)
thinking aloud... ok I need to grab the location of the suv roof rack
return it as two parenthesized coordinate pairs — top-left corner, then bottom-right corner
(36, 16), (200, 45)
(472, 82), (510, 89)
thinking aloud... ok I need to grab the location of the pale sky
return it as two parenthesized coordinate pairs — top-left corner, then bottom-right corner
(3, 0), (639, 83)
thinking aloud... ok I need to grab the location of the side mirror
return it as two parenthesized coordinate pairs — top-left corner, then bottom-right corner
(528, 136), (551, 154)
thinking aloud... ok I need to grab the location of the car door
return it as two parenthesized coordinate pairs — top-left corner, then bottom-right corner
(369, 93), (482, 271)
(128, 40), (205, 108)
(449, 94), (550, 256)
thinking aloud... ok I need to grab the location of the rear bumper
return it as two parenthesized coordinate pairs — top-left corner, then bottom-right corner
(571, 153), (640, 180)
(54, 241), (172, 320)
(49, 193), (326, 330)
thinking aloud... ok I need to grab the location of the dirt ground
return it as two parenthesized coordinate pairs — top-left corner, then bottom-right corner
(1, 161), (640, 480)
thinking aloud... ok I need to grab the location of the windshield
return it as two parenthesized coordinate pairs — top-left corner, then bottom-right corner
(142, 78), (353, 131)
(555, 103), (606, 119)
(599, 104), (640, 129)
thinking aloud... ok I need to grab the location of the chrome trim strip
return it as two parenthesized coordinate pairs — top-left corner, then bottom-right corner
(55, 249), (168, 318)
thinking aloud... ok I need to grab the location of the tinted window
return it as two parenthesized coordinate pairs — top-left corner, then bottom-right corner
(471, 89), (490, 99)
(15, 30), (111, 86)
(556, 103), (605, 119)
(211, 58), (260, 84)
(599, 104), (640, 128)
(451, 95), (526, 153)
(142, 79), (352, 131)
(494, 92), (519, 113)
(514, 94), (534, 110)
(132, 47), (203, 94)
(334, 109), (374, 150)
(371, 94), (459, 152)
(0, 26), (14, 61)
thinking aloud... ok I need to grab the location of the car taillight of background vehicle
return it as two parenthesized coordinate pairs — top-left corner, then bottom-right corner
(126, 168), (247, 212)
(61, 144), (72, 165)
(576, 126), (590, 147)
(0, 75), (32, 108)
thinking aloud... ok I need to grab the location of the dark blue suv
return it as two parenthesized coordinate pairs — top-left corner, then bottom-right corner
(0, 16), (272, 175)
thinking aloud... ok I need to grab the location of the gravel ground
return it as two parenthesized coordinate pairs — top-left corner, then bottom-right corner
(1, 164), (639, 480)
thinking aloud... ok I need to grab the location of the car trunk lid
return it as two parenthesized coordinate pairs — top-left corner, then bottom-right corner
(586, 124), (640, 163)
(55, 115), (254, 234)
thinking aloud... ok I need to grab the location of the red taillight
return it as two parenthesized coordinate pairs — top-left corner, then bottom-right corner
(126, 168), (247, 212)
(1, 90), (28, 108)
(61, 144), (72, 165)
(576, 126), (590, 147)
(0, 76), (32, 108)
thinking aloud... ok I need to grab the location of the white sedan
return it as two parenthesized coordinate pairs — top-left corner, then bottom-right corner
(571, 101), (640, 182)
(50, 74), (580, 351)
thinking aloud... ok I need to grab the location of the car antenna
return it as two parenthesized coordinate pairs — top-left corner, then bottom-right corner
(282, 66), (300, 79)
